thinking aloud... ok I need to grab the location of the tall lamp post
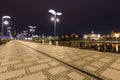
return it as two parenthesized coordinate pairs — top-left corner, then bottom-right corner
(48, 9), (62, 37)
(2, 16), (11, 36)
(29, 26), (36, 37)
(23, 30), (28, 37)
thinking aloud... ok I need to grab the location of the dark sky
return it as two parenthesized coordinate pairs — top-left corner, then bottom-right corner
(0, 0), (120, 36)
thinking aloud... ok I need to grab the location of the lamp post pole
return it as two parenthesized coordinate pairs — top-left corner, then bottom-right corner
(54, 14), (57, 36)
(29, 26), (36, 37)
(2, 18), (3, 36)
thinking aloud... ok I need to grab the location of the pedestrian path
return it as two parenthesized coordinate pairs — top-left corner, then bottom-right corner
(0, 40), (120, 80)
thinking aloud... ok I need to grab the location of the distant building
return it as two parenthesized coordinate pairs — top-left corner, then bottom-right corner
(111, 30), (120, 38)
(84, 31), (101, 40)
(60, 33), (83, 40)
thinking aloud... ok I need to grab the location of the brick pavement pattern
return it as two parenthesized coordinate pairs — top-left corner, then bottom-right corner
(0, 40), (120, 80)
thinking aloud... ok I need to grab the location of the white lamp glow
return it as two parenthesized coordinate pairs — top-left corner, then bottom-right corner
(4, 21), (9, 25)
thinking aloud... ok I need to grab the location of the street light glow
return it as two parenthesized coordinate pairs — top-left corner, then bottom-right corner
(56, 12), (62, 16)
(29, 26), (32, 28)
(84, 35), (87, 39)
(56, 18), (59, 22)
(97, 34), (101, 38)
(48, 9), (56, 15)
(29, 26), (36, 28)
(51, 17), (55, 21)
(3, 16), (11, 19)
(4, 21), (9, 25)
(115, 34), (119, 38)
(30, 29), (32, 31)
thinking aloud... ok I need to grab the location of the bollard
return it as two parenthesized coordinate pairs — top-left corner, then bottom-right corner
(49, 41), (52, 45)
(116, 44), (118, 52)
(56, 41), (58, 46)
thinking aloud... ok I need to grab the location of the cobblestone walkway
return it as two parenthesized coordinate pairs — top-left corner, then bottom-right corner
(0, 40), (120, 80)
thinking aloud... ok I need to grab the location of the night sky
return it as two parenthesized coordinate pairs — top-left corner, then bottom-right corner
(0, 0), (120, 36)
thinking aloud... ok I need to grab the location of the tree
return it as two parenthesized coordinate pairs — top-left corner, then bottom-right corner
(13, 30), (17, 38)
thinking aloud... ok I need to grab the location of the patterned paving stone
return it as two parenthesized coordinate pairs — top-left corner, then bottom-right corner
(68, 72), (85, 80)
(56, 77), (68, 80)
(101, 68), (120, 80)
(0, 59), (9, 63)
(37, 59), (52, 64)
(73, 60), (86, 66)
(14, 62), (33, 69)
(29, 64), (50, 72)
(116, 59), (120, 63)
(104, 56), (114, 59)
(24, 57), (38, 62)
(79, 54), (88, 57)
(70, 56), (80, 60)
(48, 66), (69, 75)
(84, 66), (98, 72)
(0, 40), (120, 80)
(84, 57), (94, 61)
(1, 60), (21, 66)
(17, 72), (47, 80)
(48, 61), (59, 66)
(99, 58), (111, 63)
(92, 55), (101, 58)
(57, 55), (66, 58)
(110, 63), (120, 70)
(91, 61), (105, 68)
(0, 69), (26, 80)
(63, 58), (72, 62)
(0, 66), (8, 73)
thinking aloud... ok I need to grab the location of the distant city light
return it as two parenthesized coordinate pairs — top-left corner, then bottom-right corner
(115, 34), (119, 38)
(84, 35), (87, 39)
(97, 34), (101, 38)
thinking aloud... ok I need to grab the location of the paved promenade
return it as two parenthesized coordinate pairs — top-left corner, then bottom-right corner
(0, 40), (120, 80)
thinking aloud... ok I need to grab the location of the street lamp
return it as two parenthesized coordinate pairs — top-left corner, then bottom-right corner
(29, 26), (36, 37)
(2, 16), (11, 36)
(23, 30), (28, 37)
(48, 9), (62, 36)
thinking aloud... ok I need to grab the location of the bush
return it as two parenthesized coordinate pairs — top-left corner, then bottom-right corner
(0, 39), (10, 45)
